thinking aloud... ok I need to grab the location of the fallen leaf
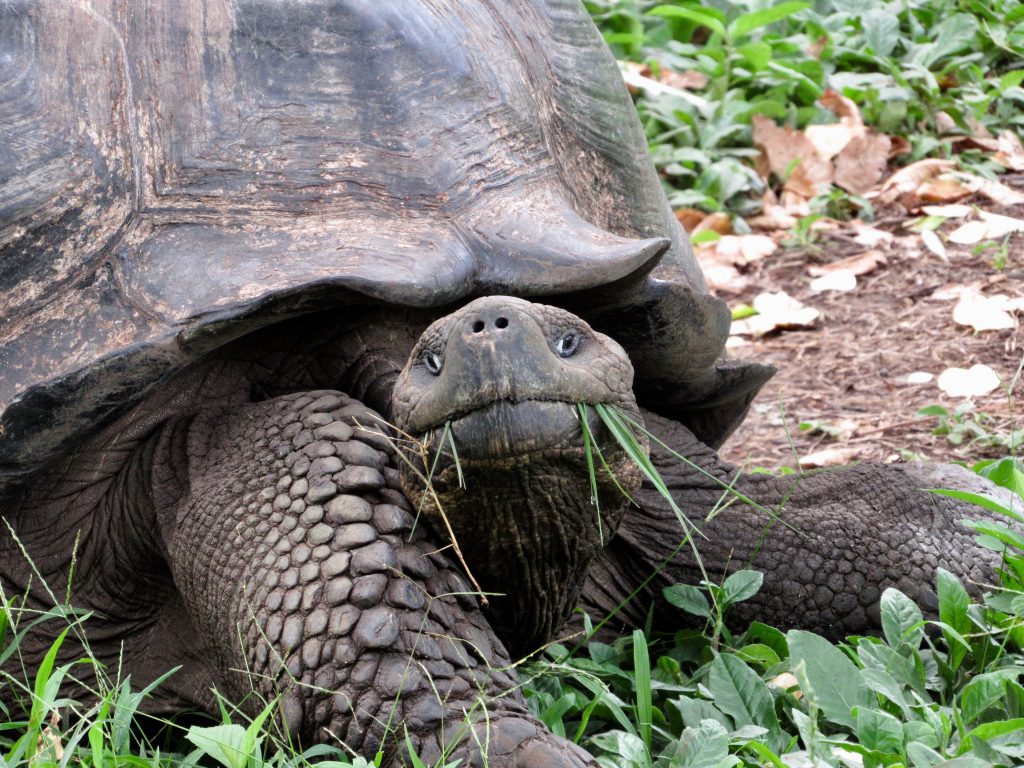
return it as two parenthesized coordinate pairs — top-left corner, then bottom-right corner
(620, 62), (708, 107)
(878, 159), (957, 204)
(850, 223), (894, 247)
(937, 364), (1001, 398)
(805, 123), (857, 161)
(692, 212), (733, 236)
(921, 204), (974, 218)
(820, 89), (864, 128)
(731, 291), (821, 337)
(921, 229), (946, 258)
(906, 371), (934, 384)
(714, 234), (778, 265)
(674, 207), (707, 232)
(953, 290), (1018, 331)
(747, 203), (799, 231)
(888, 135), (911, 158)
(800, 447), (860, 468)
(808, 250), (887, 277)
(660, 68), (709, 91)
(948, 212), (1024, 243)
(752, 115), (833, 195)
(958, 173), (1024, 206)
(995, 130), (1024, 171)
(809, 270), (857, 292)
(725, 335), (750, 350)
(917, 176), (972, 204)
(769, 672), (802, 695)
(834, 133), (891, 194)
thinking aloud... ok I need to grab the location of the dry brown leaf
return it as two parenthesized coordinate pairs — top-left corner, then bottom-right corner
(620, 62), (707, 107)
(917, 176), (972, 204)
(779, 190), (812, 215)
(674, 207), (707, 232)
(660, 68), (708, 90)
(808, 249), (887, 277)
(888, 136), (912, 158)
(953, 290), (1018, 331)
(692, 211), (733, 236)
(698, 255), (751, 294)
(820, 89), (864, 127)
(878, 159), (957, 204)
(995, 130), (1024, 171)
(947, 220), (988, 245)
(937, 364), (1001, 398)
(752, 114), (833, 194)
(800, 447), (860, 468)
(731, 291), (820, 337)
(834, 133), (891, 194)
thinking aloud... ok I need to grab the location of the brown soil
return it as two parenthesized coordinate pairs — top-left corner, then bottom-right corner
(717, 192), (1024, 470)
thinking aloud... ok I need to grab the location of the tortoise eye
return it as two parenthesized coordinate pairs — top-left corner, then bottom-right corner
(422, 350), (443, 375)
(555, 331), (581, 358)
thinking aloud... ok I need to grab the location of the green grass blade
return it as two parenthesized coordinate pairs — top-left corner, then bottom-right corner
(578, 404), (604, 546)
(632, 629), (653, 754)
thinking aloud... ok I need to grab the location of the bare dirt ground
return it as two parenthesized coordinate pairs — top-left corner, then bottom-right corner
(718, 191), (1024, 470)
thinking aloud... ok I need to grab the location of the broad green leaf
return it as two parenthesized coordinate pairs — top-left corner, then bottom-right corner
(862, 11), (899, 57)
(930, 488), (1024, 522)
(859, 668), (909, 713)
(737, 41), (773, 72)
(664, 584), (711, 618)
(632, 629), (653, 753)
(962, 718), (1024, 756)
(788, 629), (869, 729)
(937, 568), (971, 669)
(855, 707), (904, 754)
(881, 588), (924, 649)
(186, 723), (251, 768)
(722, 570), (763, 606)
(979, 457), (1024, 498)
(918, 14), (979, 68)
(671, 696), (732, 729)
(647, 5), (726, 37)
(676, 720), (736, 768)
(589, 730), (651, 768)
(735, 643), (781, 667)
(728, 2), (809, 39)
(906, 741), (943, 767)
(708, 654), (781, 736)
(960, 672), (1010, 723)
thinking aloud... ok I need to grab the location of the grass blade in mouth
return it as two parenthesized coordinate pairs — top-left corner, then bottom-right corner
(441, 420), (466, 489)
(577, 404), (604, 546)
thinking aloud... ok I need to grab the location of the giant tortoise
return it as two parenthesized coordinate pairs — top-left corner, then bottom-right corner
(0, 1), (1010, 765)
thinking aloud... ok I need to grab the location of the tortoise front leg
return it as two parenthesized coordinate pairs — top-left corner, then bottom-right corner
(581, 409), (1008, 640)
(152, 391), (595, 766)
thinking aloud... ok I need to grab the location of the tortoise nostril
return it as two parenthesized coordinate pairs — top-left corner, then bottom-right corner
(495, 317), (509, 329)
(472, 320), (485, 333)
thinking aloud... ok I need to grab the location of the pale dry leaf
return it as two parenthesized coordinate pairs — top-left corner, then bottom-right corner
(958, 173), (1024, 206)
(906, 371), (934, 384)
(921, 204), (974, 218)
(725, 335), (750, 350)
(977, 210), (1024, 238)
(769, 672), (802, 695)
(808, 249), (887, 277)
(953, 292), (1015, 331)
(930, 282), (978, 301)
(833, 133), (891, 194)
(731, 291), (820, 337)
(850, 223), (894, 247)
(937, 364), (1001, 398)
(747, 203), (798, 231)
(805, 123), (856, 161)
(779, 190), (812, 215)
(947, 220), (988, 245)
(800, 447), (860, 468)
(712, 233), (777, 265)
(921, 229), (947, 258)
(619, 62), (708, 107)
(809, 270), (857, 292)
(878, 158), (956, 204)
(660, 68), (709, 91)
(752, 114), (833, 194)
(995, 130), (1024, 171)
(696, 249), (750, 293)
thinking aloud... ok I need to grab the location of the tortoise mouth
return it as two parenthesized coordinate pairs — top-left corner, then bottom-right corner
(419, 399), (612, 462)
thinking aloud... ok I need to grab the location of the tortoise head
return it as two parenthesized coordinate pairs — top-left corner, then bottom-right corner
(391, 297), (645, 654)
